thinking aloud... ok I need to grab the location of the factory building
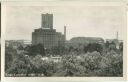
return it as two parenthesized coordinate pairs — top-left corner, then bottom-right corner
(32, 13), (65, 49)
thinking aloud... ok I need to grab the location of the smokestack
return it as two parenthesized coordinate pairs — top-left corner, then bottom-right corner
(64, 26), (66, 42)
(116, 31), (118, 40)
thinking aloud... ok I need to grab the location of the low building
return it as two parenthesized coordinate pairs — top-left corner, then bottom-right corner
(5, 40), (24, 49)
(5, 40), (31, 48)
(66, 37), (104, 48)
(106, 39), (123, 49)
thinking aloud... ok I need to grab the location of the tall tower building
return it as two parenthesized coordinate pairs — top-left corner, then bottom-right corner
(32, 13), (65, 49)
(41, 13), (53, 29)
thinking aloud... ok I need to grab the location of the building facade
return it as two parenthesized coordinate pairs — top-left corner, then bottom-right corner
(32, 13), (65, 49)
(41, 13), (53, 29)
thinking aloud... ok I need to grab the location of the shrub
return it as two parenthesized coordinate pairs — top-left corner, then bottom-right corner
(84, 43), (103, 53)
(25, 44), (45, 57)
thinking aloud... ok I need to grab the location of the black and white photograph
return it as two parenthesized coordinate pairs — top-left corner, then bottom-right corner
(2, 1), (127, 80)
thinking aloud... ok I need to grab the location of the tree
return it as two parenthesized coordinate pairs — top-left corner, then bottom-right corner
(119, 42), (123, 52)
(84, 43), (103, 53)
(25, 44), (45, 57)
(54, 55), (87, 76)
(5, 46), (18, 71)
(18, 45), (24, 50)
(51, 45), (67, 56)
(98, 50), (123, 76)
(109, 41), (116, 51)
(105, 41), (110, 48)
(6, 53), (33, 76)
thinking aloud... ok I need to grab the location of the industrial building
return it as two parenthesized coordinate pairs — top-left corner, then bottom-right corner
(32, 13), (66, 49)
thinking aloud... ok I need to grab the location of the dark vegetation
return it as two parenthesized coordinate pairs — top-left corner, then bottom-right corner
(5, 41), (123, 77)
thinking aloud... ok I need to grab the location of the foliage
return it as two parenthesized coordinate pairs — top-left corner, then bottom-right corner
(84, 43), (103, 53)
(119, 42), (123, 52)
(25, 44), (45, 57)
(5, 46), (17, 71)
(108, 41), (116, 51)
(6, 53), (32, 76)
(105, 41), (110, 48)
(98, 50), (123, 76)
(50, 45), (67, 56)
(5, 42), (123, 77)
(17, 45), (24, 50)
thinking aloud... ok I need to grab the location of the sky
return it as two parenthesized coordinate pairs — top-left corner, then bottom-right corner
(5, 2), (125, 41)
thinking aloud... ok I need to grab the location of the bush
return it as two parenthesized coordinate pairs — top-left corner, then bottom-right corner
(50, 46), (67, 56)
(84, 43), (103, 53)
(5, 46), (18, 71)
(99, 50), (123, 76)
(25, 44), (45, 57)
(6, 54), (32, 76)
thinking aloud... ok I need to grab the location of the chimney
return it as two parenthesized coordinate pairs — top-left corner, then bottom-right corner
(64, 26), (66, 42)
(116, 31), (118, 40)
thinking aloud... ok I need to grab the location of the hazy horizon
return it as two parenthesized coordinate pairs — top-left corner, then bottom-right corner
(5, 3), (125, 41)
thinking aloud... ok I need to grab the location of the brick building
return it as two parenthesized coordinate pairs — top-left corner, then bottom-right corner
(32, 13), (65, 49)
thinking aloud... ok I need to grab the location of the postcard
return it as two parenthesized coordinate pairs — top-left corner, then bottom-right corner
(1, 1), (127, 82)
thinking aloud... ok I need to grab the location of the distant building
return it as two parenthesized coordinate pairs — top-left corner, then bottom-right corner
(5, 40), (31, 48)
(67, 37), (104, 48)
(23, 40), (32, 45)
(105, 31), (123, 49)
(106, 39), (123, 49)
(32, 13), (65, 49)
(5, 40), (24, 48)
